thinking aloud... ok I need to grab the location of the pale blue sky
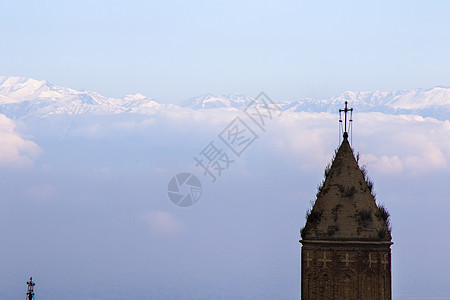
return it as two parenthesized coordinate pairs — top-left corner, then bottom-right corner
(1, 0), (450, 103)
(2, 2), (450, 299)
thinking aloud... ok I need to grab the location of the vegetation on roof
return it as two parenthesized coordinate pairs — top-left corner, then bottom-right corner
(357, 208), (373, 227)
(360, 163), (393, 237)
(300, 200), (323, 238)
(376, 203), (392, 235)
(301, 144), (393, 240)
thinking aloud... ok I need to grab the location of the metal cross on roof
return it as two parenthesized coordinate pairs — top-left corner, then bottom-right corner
(27, 277), (35, 300)
(339, 101), (353, 140)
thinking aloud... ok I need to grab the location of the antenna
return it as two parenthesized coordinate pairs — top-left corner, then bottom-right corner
(339, 101), (353, 145)
(27, 277), (35, 300)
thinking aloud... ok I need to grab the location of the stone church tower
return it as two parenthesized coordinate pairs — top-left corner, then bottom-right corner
(300, 103), (393, 299)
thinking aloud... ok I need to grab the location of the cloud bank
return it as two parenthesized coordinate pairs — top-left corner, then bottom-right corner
(140, 210), (183, 236)
(54, 108), (450, 177)
(0, 114), (40, 167)
(256, 112), (450, 176)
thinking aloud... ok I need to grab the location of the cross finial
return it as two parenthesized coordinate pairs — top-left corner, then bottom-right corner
(27, 277), (35, 300)
(339, 101), (353, 140)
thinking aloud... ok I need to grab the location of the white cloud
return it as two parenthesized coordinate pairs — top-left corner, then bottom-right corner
(0, 114), (41, 167)
(260, 112), (341, 169)
(69, 116), (157, 138)
(93, 167), (113, 177)
(25, 108), (450, 177)
(259, 112), (450, 175)
(25, 183), (57, 203)
(360, 154), (404, 174)
(111, 118), (156, 130)
(357, 114), (450, 175)
(140, 210), (183, 236)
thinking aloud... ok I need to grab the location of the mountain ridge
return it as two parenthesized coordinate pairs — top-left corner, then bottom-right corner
(0, 76), (172, 119)
(0, 76), (449, 120)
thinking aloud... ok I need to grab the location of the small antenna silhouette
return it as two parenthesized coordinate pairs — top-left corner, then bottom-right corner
(339, 101), (353, 145)
(27, 277), (35, 300)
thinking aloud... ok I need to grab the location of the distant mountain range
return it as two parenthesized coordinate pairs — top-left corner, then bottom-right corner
(1, 76), (449, 120)
(0, 76), (172, 119)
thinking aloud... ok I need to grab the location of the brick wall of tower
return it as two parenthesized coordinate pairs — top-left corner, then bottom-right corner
(301, 243), (392, 300)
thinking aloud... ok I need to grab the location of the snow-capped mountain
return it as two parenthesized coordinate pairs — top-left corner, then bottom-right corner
(0, 76), (449, 120)
(181, 93), (254, 109)
(180, 88), (450, 120)
(283, 88), (450, 119)
(0, 76), (168, 119)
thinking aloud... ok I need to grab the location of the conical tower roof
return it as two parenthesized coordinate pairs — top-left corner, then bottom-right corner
(301, 137), (392, 242)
